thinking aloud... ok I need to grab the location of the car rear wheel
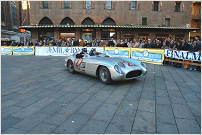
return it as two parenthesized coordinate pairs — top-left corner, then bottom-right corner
(67, 60), (75, 73)
(99, 66), (111, 84)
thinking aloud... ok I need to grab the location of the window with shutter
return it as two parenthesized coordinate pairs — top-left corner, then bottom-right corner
(106, 1), (112, 9)
(175, 2), (181, 12)
(131, 1), (136, 10)
(165, 18), (170, 27)
(153, 1), (159, 11)
(142, 17), (147, 25)
(86, 1), (92, 9)
(42, 1), (48, 9)
(64, 1), (70, 8)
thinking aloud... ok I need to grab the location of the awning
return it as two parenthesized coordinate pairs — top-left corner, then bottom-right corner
(19, 24), (200, 30)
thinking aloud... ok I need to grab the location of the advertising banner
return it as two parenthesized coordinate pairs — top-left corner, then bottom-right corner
(13, 46), (35, 55)
(105, 47), (130, 58)
(131, 48), (164, 65)
(1, 46), (13, 55)
(165, 49), (201, 61)
(35, 46), (104, 56)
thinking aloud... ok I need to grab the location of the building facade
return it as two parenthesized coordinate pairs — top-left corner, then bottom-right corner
(20, 1), (200, 42)
(1, 1), (31, 43)
(190, 1), (201, 39)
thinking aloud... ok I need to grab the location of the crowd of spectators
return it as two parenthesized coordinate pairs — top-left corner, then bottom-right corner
(7, 36), (201, 53)
(3, 36), (201, 71)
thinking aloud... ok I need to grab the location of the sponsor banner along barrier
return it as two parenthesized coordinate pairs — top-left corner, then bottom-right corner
(13, 46), (35, 55)
(131, 48), (164, 65)
(1, 46), (13, 55)
(35, 46), (104, 56)
(4, 46), (200, 65)
(164, 49), (201, 62)
(104, 47), (130, 58)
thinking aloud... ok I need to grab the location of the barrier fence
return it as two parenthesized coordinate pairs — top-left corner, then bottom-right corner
(131, 48), (164, 65)
(1, 46), (13, 55)
(1, 46), (201, 66)
(105, 47), (130, 58)
(164, 49), (201, 67)
(35, 46), (105, 56)
(13, 46), (35, 55)
(1, 46), (35, 55)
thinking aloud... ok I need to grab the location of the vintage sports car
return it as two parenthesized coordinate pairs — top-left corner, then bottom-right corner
(65, 50), (147, 83)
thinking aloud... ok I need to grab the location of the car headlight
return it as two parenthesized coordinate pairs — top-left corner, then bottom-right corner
(114, 65), (123, 74)
(141, 62), (146, 68)
(118, 62), (125, 68)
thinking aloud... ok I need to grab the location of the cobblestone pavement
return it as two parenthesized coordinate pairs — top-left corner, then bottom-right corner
(1, 56), (201, 134)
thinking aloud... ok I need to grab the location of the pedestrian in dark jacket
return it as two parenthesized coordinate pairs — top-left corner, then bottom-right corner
(156, 40), (163, 48)
(73, 40), (79, 46)
(145, 39), (153, 48)
(11, 41), (17, 46)
(169, 40), (175, 50)
(28, 41), (33, 46)
(189, 41), (200, 52)
(189, 41), (200, 71)
(174, 41), (182, 51)
(108, 38), (115, 47)
(181, 39), (190, 51)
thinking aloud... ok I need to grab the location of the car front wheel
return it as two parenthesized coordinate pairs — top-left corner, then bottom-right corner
(99, 66), (111, 84)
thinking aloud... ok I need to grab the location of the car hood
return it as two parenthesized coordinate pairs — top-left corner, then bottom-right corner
(93, 56), (142, 67)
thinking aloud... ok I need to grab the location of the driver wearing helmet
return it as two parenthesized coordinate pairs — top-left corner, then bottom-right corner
(89, 48), (97, 56)
(76, 48), (87, 58)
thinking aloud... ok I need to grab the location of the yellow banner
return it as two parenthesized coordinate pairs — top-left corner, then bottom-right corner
(131, 48), (165, 65)
(1, 46), (13, 55)
(104, 47), (131, 58)
(13, 46), (35, 55)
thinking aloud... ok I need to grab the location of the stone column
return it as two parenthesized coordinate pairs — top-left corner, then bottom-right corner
(54, 29), (60, 41)
(116, 30), (121, 40)
(31, 30), (38, 42)
(96, 28), (101, 40)
(134, 32), (138, 39)
(184, 31), (189, 41)
(120, 29), (124, 39)
(75, 28), (80, 40)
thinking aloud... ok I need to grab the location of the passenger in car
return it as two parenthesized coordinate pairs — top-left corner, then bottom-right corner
(76, 48), (87, 58)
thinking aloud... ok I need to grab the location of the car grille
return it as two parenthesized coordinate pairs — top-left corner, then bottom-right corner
(126, 70), (142, 78)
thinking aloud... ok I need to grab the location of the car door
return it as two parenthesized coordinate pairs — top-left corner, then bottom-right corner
(73, 55), (88, 73)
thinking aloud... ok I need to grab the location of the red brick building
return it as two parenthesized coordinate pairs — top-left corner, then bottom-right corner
(190, 1), (201, 39)
(19, 1), (200, 42)
(1, 1), (30, 43)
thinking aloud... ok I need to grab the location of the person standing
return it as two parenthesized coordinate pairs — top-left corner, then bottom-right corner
(96, 40), (100, 46)
(112, 38), (117, 46)
(11, 41), (17, 46)
(145, 39), (152, 48)
(189, 40), (200, 70)
(181, 39), (190, 51)
(133, 38), (140, 48)
(156, 40), (162, 48)
(108, 38), (115, 47)
(161, 41), (169, 49)
(139, 40), (145, 48)
(79, 39), (85, 47)
(28, 41), (33, 46)
(127, 40), (133, 48)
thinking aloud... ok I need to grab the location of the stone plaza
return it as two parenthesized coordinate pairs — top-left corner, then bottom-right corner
(1, 55), (201, 134)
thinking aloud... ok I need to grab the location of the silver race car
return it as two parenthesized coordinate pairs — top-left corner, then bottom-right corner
(65, 49), (147, 83)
